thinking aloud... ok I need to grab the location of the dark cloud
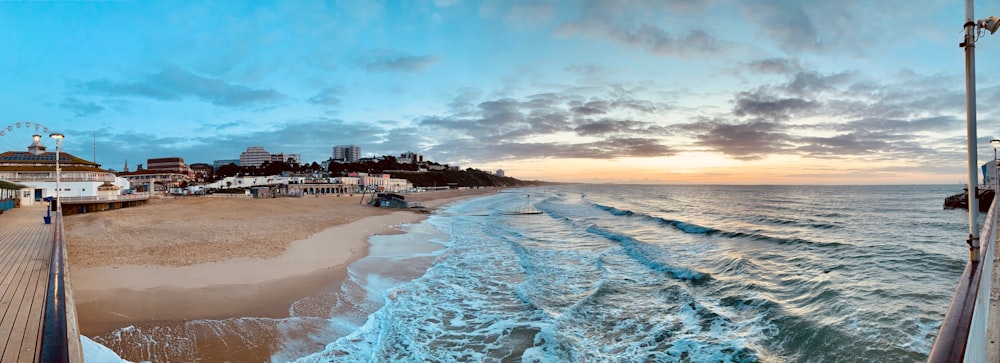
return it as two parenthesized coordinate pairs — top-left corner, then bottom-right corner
(72, 66), (285, 107)
(732, 89), (819, 120)
(795, 132), (894, 157)
(784, 71), (854, 96)
(740, 1), (821, 51)
(425, 137), (674, 162)
(359, 50), (440, 73)
(58, 97), (105, 117)
(554, 1), (728, 57)
(832, 116), (961, 134)
(746, 58), (801, 74)
(308, 87), (342, 106)
(416, 90), (675, 162)
(575, 119), (669, 137)
(684, 120), (791, 160)
(558, 20), (725, 57)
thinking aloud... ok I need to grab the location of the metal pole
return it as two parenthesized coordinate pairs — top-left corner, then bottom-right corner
(965, 0), (981, 261)
(55, 142), (61, 213)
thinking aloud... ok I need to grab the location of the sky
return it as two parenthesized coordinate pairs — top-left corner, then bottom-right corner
(2, 0), (1000, 184)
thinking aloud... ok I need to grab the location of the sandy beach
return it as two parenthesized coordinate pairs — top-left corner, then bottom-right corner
(64, 188), (497, 359)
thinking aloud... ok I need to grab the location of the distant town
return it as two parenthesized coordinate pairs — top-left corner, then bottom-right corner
(0, 136), (527, 213)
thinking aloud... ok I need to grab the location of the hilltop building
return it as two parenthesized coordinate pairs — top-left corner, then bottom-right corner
(0, 134), (129, 205)
(240, 146), (272, 168)
(398, 151), (424, 164)
(333, 145), (361, 163)
(240, 146), (302, 168)
(213, 159), (240, 171)
(271, 152), (301, 165)
(496, 169), (505, 177)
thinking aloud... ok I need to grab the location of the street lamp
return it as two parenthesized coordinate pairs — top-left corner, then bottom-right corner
(49, 133), (64, 212)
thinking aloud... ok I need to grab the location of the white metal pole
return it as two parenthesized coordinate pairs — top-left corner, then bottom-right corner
(55, 142), (61, 212)
(966, 0), (981, 261)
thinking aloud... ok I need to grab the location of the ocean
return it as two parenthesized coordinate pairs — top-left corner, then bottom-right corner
(92, 184), (971, 362)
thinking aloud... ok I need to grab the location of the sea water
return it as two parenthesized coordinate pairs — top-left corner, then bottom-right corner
(290, 184), (967, 362)
(88, 185), (970, 362)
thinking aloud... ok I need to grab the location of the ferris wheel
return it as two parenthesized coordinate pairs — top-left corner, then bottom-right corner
(0, 122), (59, 153)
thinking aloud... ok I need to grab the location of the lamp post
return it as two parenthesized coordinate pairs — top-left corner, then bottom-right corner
(49, 133), (64, 213)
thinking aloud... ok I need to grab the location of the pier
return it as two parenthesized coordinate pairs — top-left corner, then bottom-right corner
(0, 205), (82, 362)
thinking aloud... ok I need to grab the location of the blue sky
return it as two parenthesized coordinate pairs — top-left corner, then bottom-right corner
(1, 0), (998, 184)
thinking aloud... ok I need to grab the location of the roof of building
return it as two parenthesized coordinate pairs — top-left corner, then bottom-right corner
(0, 150), (100, 166)
(0, 150), (106, 173)
(0, 179), (28, 190)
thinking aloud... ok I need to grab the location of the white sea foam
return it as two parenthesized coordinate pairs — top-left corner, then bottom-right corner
(82, 335), (134, 363)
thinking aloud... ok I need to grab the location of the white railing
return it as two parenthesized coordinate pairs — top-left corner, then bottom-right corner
(4, 176), (112, 183)
(966, 196), (998, 362)
(58, 193), (150, 203)
(202, 193), (252, 198)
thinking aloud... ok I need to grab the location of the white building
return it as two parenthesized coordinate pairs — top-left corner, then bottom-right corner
(240, 146), (272, 168)
(0, 134), (128, 205)
(495, 169), (505, 177)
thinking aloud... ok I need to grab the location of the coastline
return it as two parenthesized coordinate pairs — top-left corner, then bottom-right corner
(67, 188), (497, 339)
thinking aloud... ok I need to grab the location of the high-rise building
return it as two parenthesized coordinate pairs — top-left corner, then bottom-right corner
(240, 146), (271, 168)
(333, 145), (361, 163)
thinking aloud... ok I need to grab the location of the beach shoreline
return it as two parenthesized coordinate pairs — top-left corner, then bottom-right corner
(66, 188), (497, 340)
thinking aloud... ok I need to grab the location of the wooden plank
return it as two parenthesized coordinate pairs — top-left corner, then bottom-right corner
(0, 227), (37, 361)
(0, 206), (55, 363)
(20, 222), (52, 363)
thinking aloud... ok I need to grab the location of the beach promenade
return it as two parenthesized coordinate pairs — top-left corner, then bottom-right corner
(0, 205), (81, 363)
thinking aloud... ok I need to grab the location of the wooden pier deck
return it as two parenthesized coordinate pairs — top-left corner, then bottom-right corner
(0, 205), (54, 362)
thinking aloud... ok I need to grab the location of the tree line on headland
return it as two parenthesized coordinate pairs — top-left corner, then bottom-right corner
(210, 155), (539, 188)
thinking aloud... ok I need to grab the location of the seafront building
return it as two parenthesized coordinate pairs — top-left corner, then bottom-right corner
(0, 134), (129, 206)
(118, 157), (195, 192)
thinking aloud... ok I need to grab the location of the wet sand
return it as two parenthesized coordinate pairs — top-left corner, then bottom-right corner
(64, 188), (498, 361)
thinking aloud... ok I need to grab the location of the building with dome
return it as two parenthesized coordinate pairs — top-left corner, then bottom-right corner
(0, 134), (130, 206)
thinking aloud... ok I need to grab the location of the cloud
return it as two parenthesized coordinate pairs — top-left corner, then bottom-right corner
(732, 89), (819, 120)
(308, 87), (343, 106)
(746, 57), (801, 75)
(58, 97), (105, 117)
(554, 1), (728, 57)
(683, 120), (791, 160)
(358, 50), (441, 73)
(415, 90), (675, 162)
(72, 66), (285, 107)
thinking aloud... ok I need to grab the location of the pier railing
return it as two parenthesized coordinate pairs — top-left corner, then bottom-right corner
(928, 195), (998, 362)
(37, 211), (83, 363)
(58, 193), (150, 204)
